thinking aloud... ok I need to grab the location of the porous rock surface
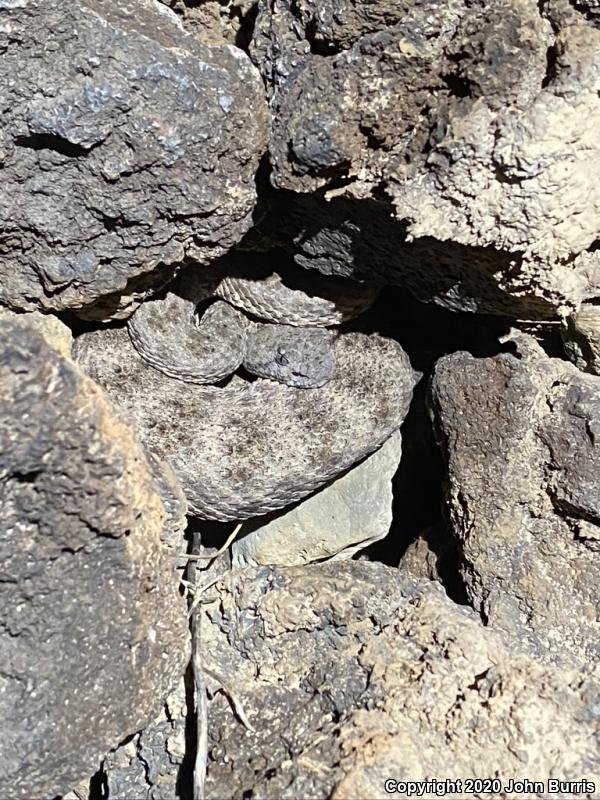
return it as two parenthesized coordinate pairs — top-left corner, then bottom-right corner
(0, 0), (268, 315)
(158, 0), (258, 46)
(201, 561), (600, 799)
(429, 335), (600, 667)
(0, 306), (73, 358)
(231, 429), (402, 567)
(249, 0), (600, 317)
(0, 321), (189, 799)
(102, 672), (190, 800)
(249, 190), (564, 318)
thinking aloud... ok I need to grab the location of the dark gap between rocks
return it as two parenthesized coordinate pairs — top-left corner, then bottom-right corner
(176, 661), (197, 800)
(15, 134), (93, 158)
(88, 766), (108, 800)
(354, 287), (509, 603)
(233, 1), (259, 51)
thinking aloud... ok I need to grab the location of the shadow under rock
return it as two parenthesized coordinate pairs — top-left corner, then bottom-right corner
(358, 288), (511, 603)
(241, 187), (562, 320)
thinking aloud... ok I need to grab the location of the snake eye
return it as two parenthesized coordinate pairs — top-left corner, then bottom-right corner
(276, 350), (289, 366)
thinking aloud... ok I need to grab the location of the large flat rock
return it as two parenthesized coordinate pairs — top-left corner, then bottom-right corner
(200, 561), (600, 798)
(231, 430), (402, 566)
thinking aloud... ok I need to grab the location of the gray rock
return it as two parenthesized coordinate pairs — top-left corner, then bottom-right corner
(0, 0), (268, 315)
(231, 430), (402, 567)
(248, 0), (600, 318)
(200, 561), (600, 799)
(103, 674), (190, 800)
(429, 334), (600, 667)
(0, 322), (189, 799)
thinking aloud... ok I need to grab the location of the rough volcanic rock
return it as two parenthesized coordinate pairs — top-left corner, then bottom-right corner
(102, 672), (191, 800)
(397, 524), (459, 586)
(254, 0), (488, 193)
(231, 429), (402, 567)
(388, 15), (600, 312)
(0, 306), (72, 358)
(0, 0), (268, 315)
(200, 561), (600, 799)
(248, 0), (600, 317)
(0, 321), (189, 799)
(429, 334), (600, 667)
(248, 190), (565, 318)
(73, 324), (416, 521)
(158, 0), (258, 47)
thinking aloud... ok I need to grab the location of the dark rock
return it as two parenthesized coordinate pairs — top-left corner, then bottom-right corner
(0, 0), (268, 315)
(0, 321), (189, 799)
(102, 672), (191, 800)
(200, 561), (600, 798)
(245, 190), (563, 318)
(429, 334), (600, 667)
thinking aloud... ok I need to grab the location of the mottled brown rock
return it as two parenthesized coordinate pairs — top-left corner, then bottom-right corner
(390, 17), (600, 311)
(0, 0), (268, 315)
(250, 0), (600, 317)
(158, 0), (258, 46)
(0, 306), (72, 358)
(200, 561), (600, 799)
(429, 335), (600, 667)
(0, 322), (189, 799)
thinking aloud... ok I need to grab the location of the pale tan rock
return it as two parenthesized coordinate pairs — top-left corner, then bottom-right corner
(0, 306), (72, 358)
(231, 430), (402, 567)
(158, 0), (257, 46)
(201, 562), (600, 800)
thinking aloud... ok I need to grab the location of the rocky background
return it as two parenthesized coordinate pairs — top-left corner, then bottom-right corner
(1, 1), (599, 799)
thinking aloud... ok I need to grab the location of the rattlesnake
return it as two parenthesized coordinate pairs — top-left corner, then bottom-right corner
(74, 264), (417, 521)
(127, 263), (376, 388)
(128, 294), (336, 388)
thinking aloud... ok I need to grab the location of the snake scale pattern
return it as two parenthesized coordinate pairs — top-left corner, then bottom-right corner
(74, 264), (417, 520)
